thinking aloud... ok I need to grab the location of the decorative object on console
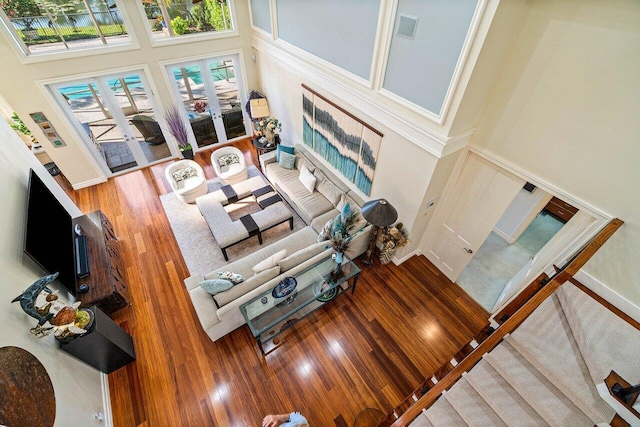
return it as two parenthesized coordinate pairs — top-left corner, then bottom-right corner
(272, 277), (297, 298)
(328, 203), (361, 263)
(379, 222), (410, 265)
(361, 199), (398, 266)
(255, 116), (282, 144)
(11, 273), (58, 334)
(302, 84), (382, 196)
(163, 105), (193, 159)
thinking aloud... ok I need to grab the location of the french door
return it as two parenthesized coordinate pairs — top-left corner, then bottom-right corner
(164, 54), (250, 151)
(49, 71), (174, 175)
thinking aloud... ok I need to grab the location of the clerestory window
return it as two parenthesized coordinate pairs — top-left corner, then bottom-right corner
(0, 0), (132, 57)
(140, 0), (233, 42)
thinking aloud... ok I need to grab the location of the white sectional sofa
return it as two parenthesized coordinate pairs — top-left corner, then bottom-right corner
(184, 143), (371, 342)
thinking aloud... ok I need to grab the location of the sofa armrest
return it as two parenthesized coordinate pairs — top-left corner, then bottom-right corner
(260, 150), (277, 171)
(184, 273), (204, 291)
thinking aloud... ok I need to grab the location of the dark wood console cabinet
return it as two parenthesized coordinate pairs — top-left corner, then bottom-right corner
(59, 306), (135, 374)
(72, 211), (129, 314)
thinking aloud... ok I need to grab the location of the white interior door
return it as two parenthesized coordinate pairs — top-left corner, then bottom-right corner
(426, 154), (526, 281)
(491, 210), (596, 313)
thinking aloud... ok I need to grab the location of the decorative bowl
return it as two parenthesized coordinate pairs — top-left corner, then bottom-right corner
(272, 277), (297, 298)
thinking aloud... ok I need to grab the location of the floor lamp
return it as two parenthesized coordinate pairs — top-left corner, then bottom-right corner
(361, 199), (398, 266)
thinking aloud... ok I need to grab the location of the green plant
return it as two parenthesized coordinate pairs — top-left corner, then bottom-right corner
(170, 16), (188, 35)
(209, 0), (231, 31)
(10, 112), (31, 135)
(1, 0), (41, 30)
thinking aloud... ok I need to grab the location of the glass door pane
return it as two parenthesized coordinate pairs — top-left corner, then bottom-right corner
(104, 74), (172, 164)
(207, 59), (246, 140)
(171, 65), (219, 148)
(57, 81), (139, 174)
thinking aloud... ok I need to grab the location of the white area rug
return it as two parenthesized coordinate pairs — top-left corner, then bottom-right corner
(160, 166), (306, 276)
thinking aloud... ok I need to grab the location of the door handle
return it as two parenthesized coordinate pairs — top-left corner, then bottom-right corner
(464, 248), (473, 254)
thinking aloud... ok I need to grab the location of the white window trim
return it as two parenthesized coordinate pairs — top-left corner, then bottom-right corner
(36, 64), (178, 179)
(246, 0), (274, 39)
(0, 0), (140, 64)
(158, 48), (252, 152)
(132, 0), (239, 49)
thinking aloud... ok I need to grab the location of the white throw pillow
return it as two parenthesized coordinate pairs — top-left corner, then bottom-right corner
(252, 249), (288, 274)
(298, 164), (317, 194)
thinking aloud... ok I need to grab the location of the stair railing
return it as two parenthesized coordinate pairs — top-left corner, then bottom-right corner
(390, 218), (623, 427)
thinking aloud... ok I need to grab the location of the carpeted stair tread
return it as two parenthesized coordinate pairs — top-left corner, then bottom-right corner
(423, 396), (468, 427)
(444, 376), (507, 426)
(464, 359), (546, 426)
(487, 341), (593, 427)
(557, 284), (640, 385)
(508, 294), (614, 424)
(408, 412), (435, 427)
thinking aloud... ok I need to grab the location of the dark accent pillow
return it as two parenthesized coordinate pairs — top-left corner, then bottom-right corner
(276, 144), (295, 162)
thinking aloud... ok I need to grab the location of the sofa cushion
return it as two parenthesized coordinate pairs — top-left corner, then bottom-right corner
(278, 241), (328, 272)
(206, 226), (320, 281)
(276, 144), (295, 162)
(317, 178), (343, 207)
(217, 271), (244, 284)
(252, 249), (288, 274)
(214, 266), (280, 307)
(298, 164), (316, 194)
(279, 151), (296, 169)
(172, 166), (197, 182)
(311, 210), (338, 234)
(199, 279), (233, 295)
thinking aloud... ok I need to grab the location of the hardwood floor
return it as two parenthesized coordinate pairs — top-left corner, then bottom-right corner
(67, 139), (489, 427)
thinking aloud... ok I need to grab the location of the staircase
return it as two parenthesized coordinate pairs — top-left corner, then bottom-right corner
(406, 282), (640, 427)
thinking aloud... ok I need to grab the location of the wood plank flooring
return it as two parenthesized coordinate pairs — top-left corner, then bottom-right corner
(66, 139), (489, 427)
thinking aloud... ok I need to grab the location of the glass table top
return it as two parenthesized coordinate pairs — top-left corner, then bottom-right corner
(240, 254), (360, 338)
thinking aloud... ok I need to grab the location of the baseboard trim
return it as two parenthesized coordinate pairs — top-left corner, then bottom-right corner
(73, 176), (107, 190)
(100, 373), (113, 427)
(392, 248), (420, 266)
(574, 270), (640, 324)
(492, 227), (513, 244)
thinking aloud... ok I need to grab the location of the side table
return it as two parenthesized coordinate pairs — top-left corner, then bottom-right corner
(253, 135), (280, 168)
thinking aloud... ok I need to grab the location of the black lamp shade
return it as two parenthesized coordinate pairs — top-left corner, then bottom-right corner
(361, 199), (398, 227)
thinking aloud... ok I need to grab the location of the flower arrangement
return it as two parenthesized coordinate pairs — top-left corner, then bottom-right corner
(255, 116), (282, 134)
(379, 222), (410, 265)
(328, 203), (360, 259)
(194, 100), (208, 113)
(163, 106), (191, 152)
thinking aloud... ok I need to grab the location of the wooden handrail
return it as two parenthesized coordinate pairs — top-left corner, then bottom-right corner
(391, 218), (623, 426)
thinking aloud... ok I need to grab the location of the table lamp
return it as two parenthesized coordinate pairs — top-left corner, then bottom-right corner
(361, 198), (398, 266)
(249, 98), (270, 121)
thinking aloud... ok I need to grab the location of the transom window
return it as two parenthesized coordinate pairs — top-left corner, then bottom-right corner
(0, 0), (131, 56)
(141, 0), (232, 40)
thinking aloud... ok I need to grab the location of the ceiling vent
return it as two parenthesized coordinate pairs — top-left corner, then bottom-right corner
(397, 14), (418, 40)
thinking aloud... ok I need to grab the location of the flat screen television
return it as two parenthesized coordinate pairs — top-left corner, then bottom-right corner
(24, 169), (76, 296)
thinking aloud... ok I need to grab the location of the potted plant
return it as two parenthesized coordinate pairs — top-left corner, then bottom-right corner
(164, 106), (193, 160)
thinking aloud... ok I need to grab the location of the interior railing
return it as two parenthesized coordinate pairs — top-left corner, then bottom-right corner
(385, 218), (624, 427)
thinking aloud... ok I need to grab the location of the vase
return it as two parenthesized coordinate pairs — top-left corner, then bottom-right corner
(265, 129), (276, 145)
(335, 251), (344, 264)
(181, 148), (194, 160)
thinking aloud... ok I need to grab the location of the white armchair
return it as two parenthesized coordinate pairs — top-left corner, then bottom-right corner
(165, 160), (208, 204)
(211, 146), (248, 185)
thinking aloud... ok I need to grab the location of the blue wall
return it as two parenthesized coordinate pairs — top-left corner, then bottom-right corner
(250, 0), (272, 34)
(383, 0), (478, 115)
(276, 0), (381, 80)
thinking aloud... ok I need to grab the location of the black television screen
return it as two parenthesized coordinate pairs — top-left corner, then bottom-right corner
(24, 169), (76, 295)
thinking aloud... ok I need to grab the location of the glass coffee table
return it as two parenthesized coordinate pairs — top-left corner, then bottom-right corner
(240, 253), (360, 353)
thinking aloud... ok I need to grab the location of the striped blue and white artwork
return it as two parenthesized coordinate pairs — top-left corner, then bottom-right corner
(302, 88), (382, 196)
